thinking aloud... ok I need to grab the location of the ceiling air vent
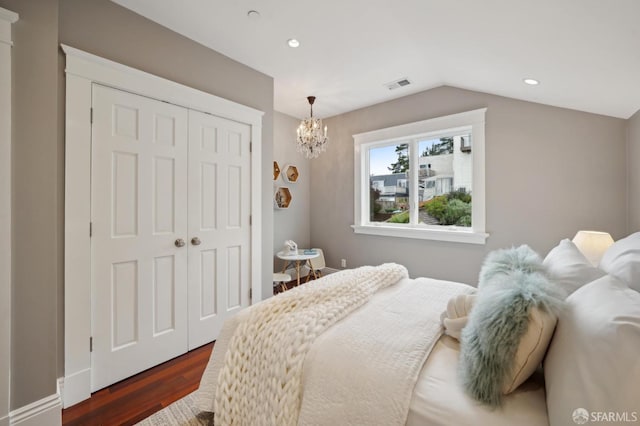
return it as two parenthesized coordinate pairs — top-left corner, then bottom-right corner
(385, 78), (411, 90)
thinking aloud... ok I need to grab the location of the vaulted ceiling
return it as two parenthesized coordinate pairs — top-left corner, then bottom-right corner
(112, 0), (640, 120)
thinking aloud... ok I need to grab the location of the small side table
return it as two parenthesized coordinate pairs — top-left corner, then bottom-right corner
(276, 250), (320, 287)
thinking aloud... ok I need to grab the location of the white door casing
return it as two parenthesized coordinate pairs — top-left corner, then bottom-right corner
(91, 85), (189, 390)
(187, 110), (251, 349)
(1, 7), (18, 426)
(63, 45), (263, 407)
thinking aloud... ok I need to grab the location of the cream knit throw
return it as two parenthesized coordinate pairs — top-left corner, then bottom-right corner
(213, 263), (408, 426)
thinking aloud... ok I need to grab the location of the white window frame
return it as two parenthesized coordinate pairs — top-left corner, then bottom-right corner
(352, 108), (488, 244)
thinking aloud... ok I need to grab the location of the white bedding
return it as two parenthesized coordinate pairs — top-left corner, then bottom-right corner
(210, 264), (409, 425)
(297, 277), (473, 426)
(408, 336), (549, 426)
(196, 276), (550, 426)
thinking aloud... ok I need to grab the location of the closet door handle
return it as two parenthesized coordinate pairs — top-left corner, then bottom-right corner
(175, 238), (186, 248)
(191, 237), (201, 246)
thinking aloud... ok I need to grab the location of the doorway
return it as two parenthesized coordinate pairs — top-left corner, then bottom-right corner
(90, 84), (252, 390)
(63, 44), (263, 407)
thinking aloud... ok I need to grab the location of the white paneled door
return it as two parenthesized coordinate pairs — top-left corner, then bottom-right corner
(91, 84), (251, 391)
(91, 84), (189, 390)
(187, 111), (251, 349)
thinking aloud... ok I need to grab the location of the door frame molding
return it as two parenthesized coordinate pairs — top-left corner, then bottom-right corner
(61, 44), (264, 408)
(1, 8), (18, 426)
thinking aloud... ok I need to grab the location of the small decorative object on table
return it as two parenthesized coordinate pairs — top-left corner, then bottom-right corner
(283, 240), (298, 255)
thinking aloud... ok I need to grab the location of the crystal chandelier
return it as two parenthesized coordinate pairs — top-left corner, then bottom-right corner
(296, 96), (328, 159)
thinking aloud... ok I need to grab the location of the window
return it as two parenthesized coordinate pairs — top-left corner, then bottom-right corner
(353, 108), (488, 244)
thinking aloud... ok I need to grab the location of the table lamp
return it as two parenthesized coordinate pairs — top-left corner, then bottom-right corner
(572, 230), (614, 266)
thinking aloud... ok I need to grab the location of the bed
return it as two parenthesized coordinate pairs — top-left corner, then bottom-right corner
(194, 234), (640, 426)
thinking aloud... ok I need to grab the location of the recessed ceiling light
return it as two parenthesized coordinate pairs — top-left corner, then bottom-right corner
(287, 39), (300, 48)
(247, 10), (260, 19)
(523, 78), (540, 86)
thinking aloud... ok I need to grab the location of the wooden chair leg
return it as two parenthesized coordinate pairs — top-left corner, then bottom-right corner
(305, 260), (318, 283)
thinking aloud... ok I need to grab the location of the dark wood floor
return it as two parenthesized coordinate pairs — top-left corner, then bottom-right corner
(62, 342), (214, 426)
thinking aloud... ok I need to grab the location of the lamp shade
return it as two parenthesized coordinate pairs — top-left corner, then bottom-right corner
(572, 230), (614, 266)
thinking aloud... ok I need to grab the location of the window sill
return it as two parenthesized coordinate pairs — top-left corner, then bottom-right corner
(351, 224), (489, 245)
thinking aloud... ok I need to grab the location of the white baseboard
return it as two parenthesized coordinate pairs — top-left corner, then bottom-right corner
(60, 368), (90, 408)
(1, 413), (9, 426)
(9, 390), (61, 426)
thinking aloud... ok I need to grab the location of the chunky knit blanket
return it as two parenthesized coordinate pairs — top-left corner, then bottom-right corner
(212, 263), (408, 426)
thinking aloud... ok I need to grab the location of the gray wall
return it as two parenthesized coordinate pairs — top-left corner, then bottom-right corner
(0, 0), (61, 409)
(273, 112), (311, 278)
(1, 0), (274, 410)
(311, 86), (628, 285)
(628, 109), (640, 233)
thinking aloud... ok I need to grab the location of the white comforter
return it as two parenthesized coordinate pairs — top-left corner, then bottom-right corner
(195, 275), (549, 426)
(297, 277), (473, 425)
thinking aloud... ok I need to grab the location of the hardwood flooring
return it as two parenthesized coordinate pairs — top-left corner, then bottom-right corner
(62, 342), (214, 426)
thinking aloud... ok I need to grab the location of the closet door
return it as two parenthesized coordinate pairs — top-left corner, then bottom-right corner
(91, 84), (189, 391)
(187, 110), (252, 349)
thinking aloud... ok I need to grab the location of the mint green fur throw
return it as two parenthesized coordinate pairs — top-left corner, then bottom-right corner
(459, 245), (565, 407)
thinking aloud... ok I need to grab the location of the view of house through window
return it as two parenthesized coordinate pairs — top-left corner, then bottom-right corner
(368, 132), (472, 227)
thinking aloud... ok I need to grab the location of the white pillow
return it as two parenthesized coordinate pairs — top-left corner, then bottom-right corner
(459, 245), (565, 406)
(543, 239), (605, 295)
(544, 275), (640, 424)
(441, 294), (476, 340)
(599, 232), (640, 292)
(442, 294), (556, 394)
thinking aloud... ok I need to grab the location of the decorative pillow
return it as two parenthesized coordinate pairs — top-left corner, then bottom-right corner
(599, 231), (640, 292)
(544, 275), (640, 424)
(543, 239), (606, 295)
(459, 245), (565, 407)
(441, 294), (476, 340)
(503, 306), (556, 394)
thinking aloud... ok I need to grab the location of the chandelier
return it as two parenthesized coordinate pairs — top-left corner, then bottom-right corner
(296, 96), (328, 159)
